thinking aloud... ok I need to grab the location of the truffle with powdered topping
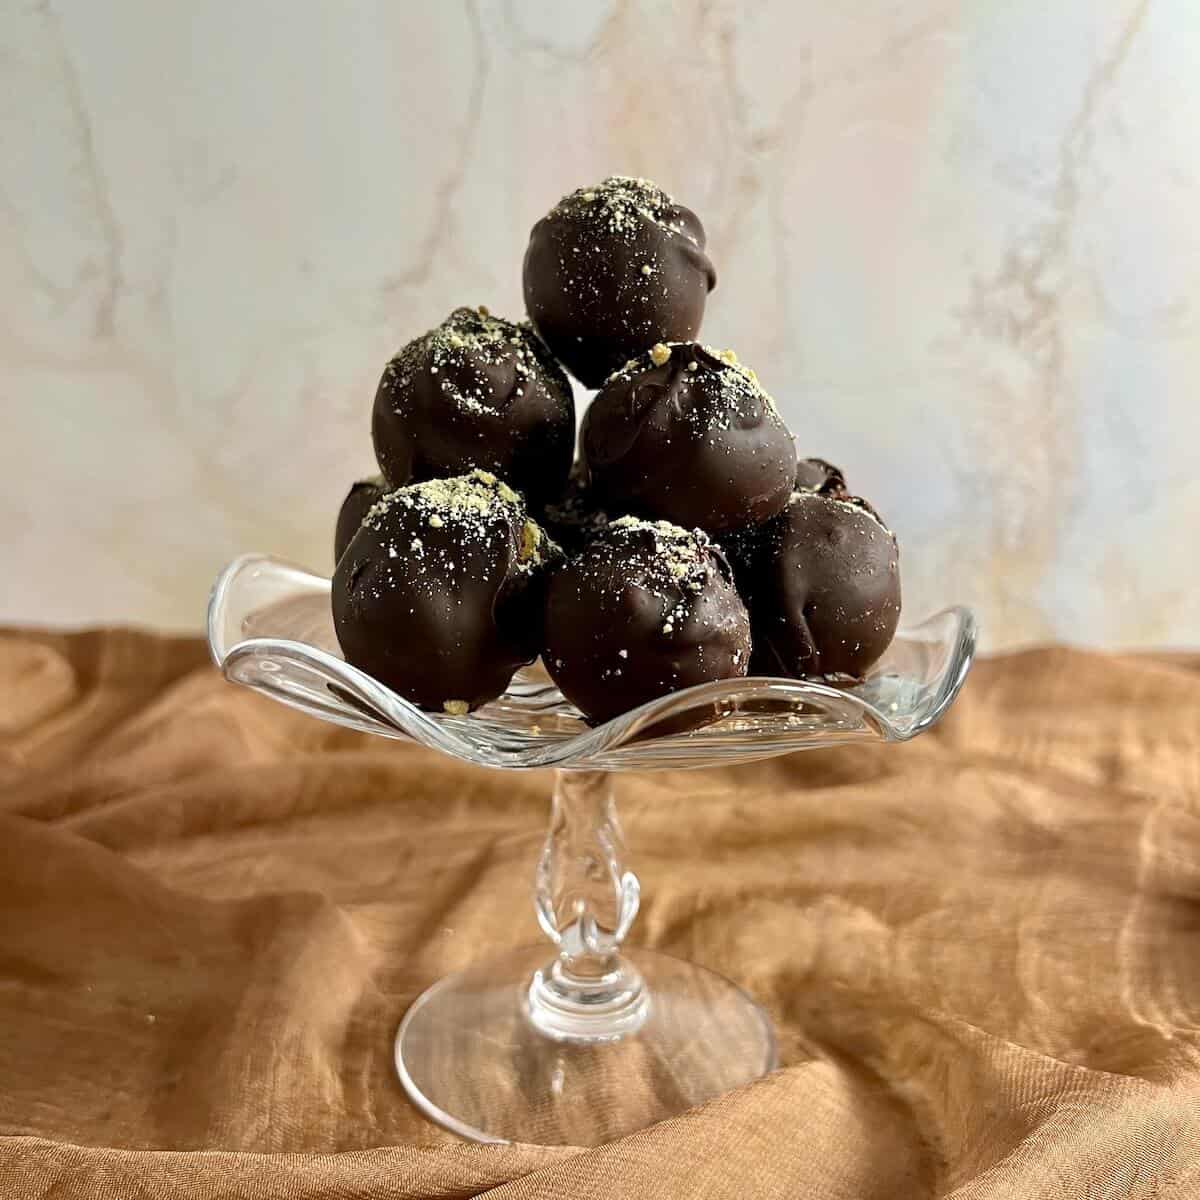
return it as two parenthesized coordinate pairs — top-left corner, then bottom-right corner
(371, 306), (574, 506)
(523, 177), (716, 387)
(581, 341), (796, 535)
(333, 470), (560, 712)
(542, 517), (750, 725)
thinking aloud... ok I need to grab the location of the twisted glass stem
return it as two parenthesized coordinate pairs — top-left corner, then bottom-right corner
(526, 769), (647, 1042)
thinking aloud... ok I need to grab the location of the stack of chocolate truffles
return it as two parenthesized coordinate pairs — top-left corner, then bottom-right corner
(332, 177), (901, 726)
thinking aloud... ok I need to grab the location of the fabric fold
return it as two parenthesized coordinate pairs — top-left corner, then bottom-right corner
(0, 629), (1197, 1198)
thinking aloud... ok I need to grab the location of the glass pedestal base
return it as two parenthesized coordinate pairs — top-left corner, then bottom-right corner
(395, 944), (778, 1146)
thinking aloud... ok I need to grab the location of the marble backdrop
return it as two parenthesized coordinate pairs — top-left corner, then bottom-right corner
(2, 0), (1196, 648)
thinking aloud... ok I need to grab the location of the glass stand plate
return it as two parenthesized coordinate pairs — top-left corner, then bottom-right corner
(396, 944), (776, 1146)
(208, 554), (976, 1146)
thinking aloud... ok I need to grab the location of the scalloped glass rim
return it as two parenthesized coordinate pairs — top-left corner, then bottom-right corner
(207, 554), (976, 771)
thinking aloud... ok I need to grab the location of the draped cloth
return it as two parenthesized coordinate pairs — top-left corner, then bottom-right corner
(1, 628), (1198, 1197)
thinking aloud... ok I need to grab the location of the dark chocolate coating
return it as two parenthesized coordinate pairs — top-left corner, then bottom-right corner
(749, 491), (901, 680)
(334, 476), (386, 563)
(371, 307), (574, 506)
(542, 518), (751, 726)
(720, 458), (850, 598)
(794, 457), (848, 497)
(716, 521), (765, 606)
(581, 342), (796, 535)
(332, 471), (559, 712)
(537, 460), (613, 555)
(523, 177), (717, 387)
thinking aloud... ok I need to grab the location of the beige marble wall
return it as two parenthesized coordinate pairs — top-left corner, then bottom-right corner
(2, 0), (1197, 648)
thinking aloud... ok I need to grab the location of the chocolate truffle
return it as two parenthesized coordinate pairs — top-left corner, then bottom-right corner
(332, 470), (559, 713)
(542, 517), (751, 726)
(334, 476), (386, 563)
(749, 490), (901, 680)
(371, 306), (574, 506)
(537, 460), (612, 555)
(794, 457), (848, 498)
(721, 458), (850, 591)
(523, 177), (717, 387)
(581, 342), (796, 535)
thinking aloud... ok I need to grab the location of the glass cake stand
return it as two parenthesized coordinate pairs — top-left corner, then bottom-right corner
(208, 553), (976, 1146)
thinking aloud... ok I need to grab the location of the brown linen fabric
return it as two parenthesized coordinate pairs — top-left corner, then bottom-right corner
(0, 628), (1198, 1198)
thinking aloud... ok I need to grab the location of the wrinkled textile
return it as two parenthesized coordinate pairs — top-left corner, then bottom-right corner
(0, 629), (1198, 1198)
